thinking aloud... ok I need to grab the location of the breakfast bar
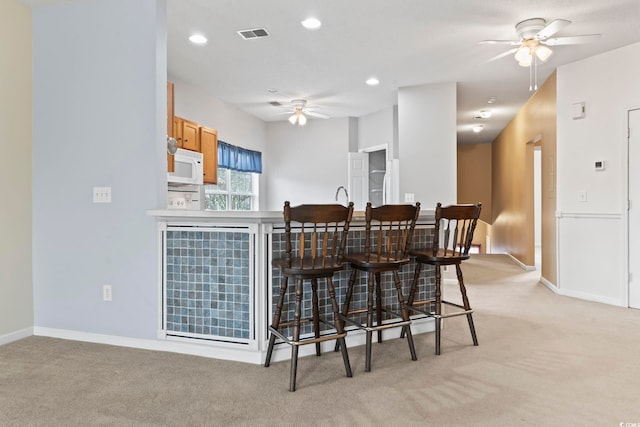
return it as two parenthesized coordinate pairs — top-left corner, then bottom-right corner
(148, 209), (437, 364)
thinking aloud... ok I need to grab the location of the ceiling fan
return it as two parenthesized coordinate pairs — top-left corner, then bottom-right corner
(482, 18), (601, 90)
(281, 99), (330, 126)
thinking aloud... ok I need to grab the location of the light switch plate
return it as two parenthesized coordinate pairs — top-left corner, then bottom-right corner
(578, 191), (588, 202)
(93, 187), (112, 203)
(404, 193), (415, 203)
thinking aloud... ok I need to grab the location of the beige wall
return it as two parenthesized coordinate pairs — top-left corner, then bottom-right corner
(0, 0), (33, 338)
(457, 142), (492, 222)
(457, 143), (492, 253)
(491, 72), (557, 282)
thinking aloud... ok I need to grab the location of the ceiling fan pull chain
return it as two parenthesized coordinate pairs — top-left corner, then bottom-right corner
(533, 55), (538, 90)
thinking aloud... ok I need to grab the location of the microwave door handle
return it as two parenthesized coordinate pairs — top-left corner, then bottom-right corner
(189, 158), (197, 180)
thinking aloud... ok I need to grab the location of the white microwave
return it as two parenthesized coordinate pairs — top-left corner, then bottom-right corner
(168, 148), (203, 185)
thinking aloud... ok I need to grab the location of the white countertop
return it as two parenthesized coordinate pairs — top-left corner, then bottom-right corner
(147, 208), (435, 224)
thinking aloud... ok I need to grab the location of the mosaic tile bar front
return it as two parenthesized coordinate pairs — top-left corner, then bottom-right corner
(165, 228), (252, 342)
(270, 226), (435, 338)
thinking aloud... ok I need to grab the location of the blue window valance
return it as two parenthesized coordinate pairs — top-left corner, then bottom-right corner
(218, 140), (262, 174)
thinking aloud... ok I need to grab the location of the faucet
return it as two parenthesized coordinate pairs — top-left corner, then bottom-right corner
(335, 185), (349, 203)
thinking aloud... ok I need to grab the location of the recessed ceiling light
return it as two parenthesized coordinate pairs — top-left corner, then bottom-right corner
(474, 110), (492, 119)
(267, 88), (278, 94)
(487, 96), (497, 104)
(301, 17), (322, 30)
(188, 34), (208, 46)
(472, 124), (484, 133)
(366, 77), (380, 86)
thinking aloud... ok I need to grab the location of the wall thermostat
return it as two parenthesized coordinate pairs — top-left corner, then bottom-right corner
(572, 102), (586, 120)
(595, 160), (605, 171)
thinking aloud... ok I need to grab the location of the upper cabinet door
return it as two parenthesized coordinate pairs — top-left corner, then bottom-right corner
(200, 126), (218, 184)
(181, 119), (200, 152)
(173, 116), (184, 148)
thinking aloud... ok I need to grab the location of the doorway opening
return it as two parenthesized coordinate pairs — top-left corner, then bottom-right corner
(534, 145), (542, 271)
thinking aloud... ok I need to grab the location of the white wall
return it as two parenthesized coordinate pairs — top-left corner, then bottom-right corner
(358, 106), (395, 156)
(398, 83), (457, 208)
(0, 0), (32, 341)
(32, 0), (167, 338)
(265, 118), (349, 210)
(171, 78), (267, 152)
(170, 78), (268, 208)
(556, 41), (640, 305)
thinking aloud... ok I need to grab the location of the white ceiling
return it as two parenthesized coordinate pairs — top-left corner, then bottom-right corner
(167, 0), (640, 144)
(21, 0), (640, 144)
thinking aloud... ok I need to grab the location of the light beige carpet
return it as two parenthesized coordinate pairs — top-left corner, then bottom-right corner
(2, 254), (640, 426)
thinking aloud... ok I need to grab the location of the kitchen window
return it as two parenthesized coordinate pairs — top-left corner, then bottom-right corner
(205, 167), (258, 210)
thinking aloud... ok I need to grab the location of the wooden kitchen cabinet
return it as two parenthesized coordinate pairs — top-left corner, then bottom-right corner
(182, 118), (200, 151)
(173, 116), (201, 152)
(200, 126), (218, 184)
(173, 116), (183, 147)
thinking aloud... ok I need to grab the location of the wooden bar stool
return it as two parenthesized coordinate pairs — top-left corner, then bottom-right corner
(404, 202), (482, 355)
(264, 201), (354, 391)
(337, 202), (420, 372)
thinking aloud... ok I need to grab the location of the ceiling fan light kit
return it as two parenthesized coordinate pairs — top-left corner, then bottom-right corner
(483, 17), (601, 91)
(515, 40), (553, 67)
(289, 109), (307, 126)
(281, 99), (329, 126)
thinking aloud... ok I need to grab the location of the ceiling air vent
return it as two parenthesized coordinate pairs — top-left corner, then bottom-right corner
(237, 28), (270, 40)
(269, 101), (282, 107)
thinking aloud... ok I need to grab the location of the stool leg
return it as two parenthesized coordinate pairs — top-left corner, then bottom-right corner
(456, 264), (478, 346)
(401, 261), (423, 339)
(328, 276), (352, 378)
(375, 272), (383, 343)
(435, 265), (442, 355)
(311, 278), (321, 356)
(290, 278), (304, 392)
(335, 268), (358, 352)
(265, 276), (288, 367)
(365, 272), (375, 372)
(393, 270), (416, 361)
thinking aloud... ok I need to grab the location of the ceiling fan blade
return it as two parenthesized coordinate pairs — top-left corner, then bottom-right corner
(305, 110), (330, 119)
(536, 19), (571, 40)
(484, 47), (518, 63)
(543, 34), (602, 46)
(480, 40), (521, 46)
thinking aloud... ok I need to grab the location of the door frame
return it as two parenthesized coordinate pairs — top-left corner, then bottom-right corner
(625, 106), (640, 308)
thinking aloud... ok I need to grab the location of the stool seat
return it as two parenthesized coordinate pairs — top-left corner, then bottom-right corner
(273, 257), (344, 278)
(344, 253), (411, 271)
(409, 248), (470, 265)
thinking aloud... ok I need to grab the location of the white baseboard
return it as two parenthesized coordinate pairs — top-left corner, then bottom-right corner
(0, 327), (33, 346)
(504, 252), (536, 271)
(539, 276), (557, 291)
(33, 327), (264, 365)
(537, 277), (623, 306)
(32, 317), (437, 366)
(554, 289), (623, 307)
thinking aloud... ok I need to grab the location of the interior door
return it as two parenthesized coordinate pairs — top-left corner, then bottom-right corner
(629, 108), (640, 308)
(348, 152), (368, 211)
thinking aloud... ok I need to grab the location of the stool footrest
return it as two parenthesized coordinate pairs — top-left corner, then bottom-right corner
(406, 299), (473, 319)
(436, 308), (474, 319)
(340, 311), (411, 332)
(405, 299), (435, 317)
(268, 322), (346, 347)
